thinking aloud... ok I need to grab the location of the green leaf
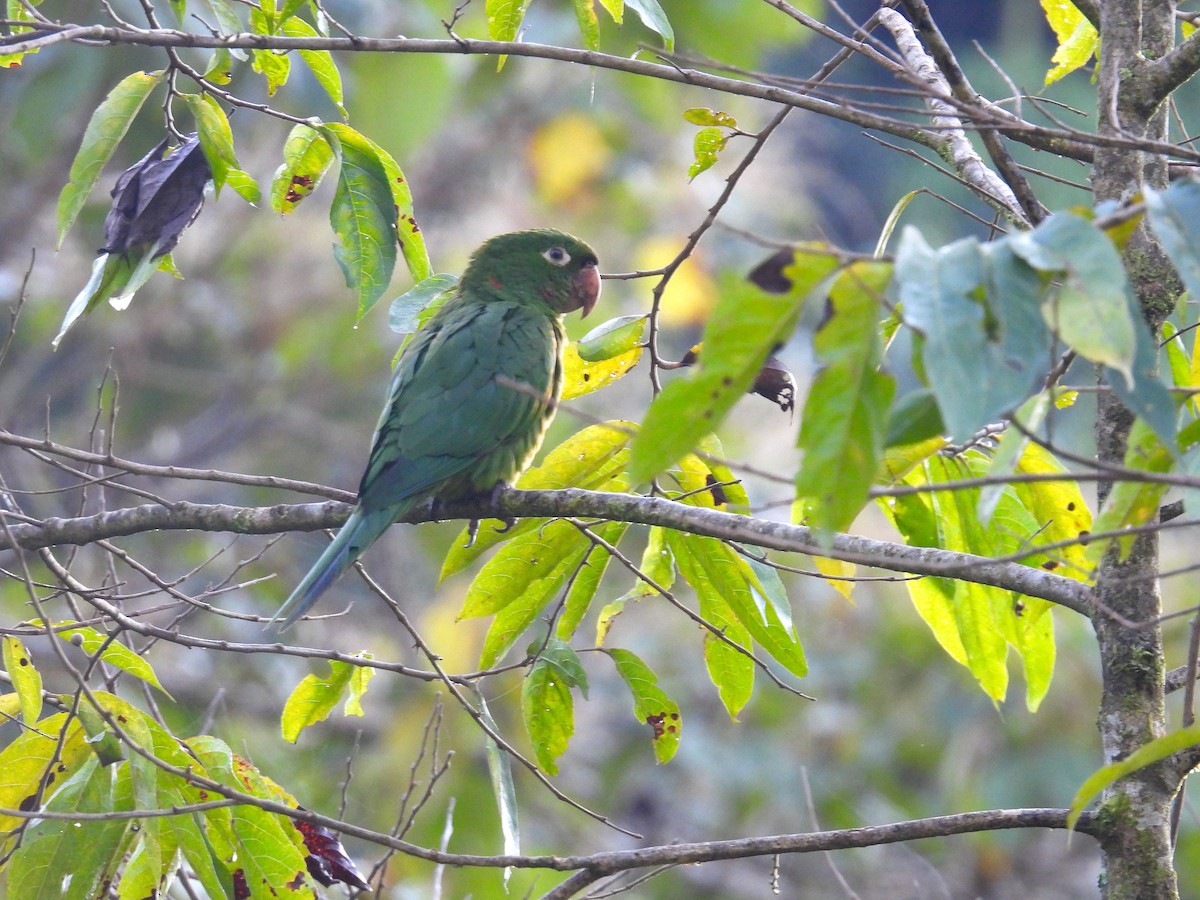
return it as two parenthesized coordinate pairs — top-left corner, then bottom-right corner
(576, 314), (647, 362)
(388, 274), (458, 334)
(206, 0), (246, 54)
(34, 621), (171, 696)
(885, 388), (945, 448)
(269, 124), (335, 214)
(201, 47), (235, 85)
(7, 759), (134, 900)
(474, 526), (598, 668)
(281, 655), (373, 742)
(1086, 419), (1173, 563)
(282, 16), (347, 116)
(1145, 178), (1200, 304)
(522, 639), (587, 774)
(486, 0), (532, 70)
(668, 531), (806, 678)
(688, 126), (727, 180)
(977, 391), (1050, 525)
(896, 230), (1049, 440)
(182, 93), (259, 201)
(683, 107), (738, 128)
(190, 740), (314, 895)
(441, 421), (632, 578)
(626, 0), (674, 51)
(1041, 0), (1098, 85)
(629, 247), (840, 482)
(796, 261), (896, 534)
(1009, 212), (1137, 384)
(595, 525), (674, 645)
(609, 648), (681, 763)
(2, 635), (41, 725)
(556, 522), (630, 640)
(1068, 725), (1200, 830)
(572, 0), (600, 50)
(461, 520), (590, 620)
(56, 71), (164, 248)
(322, 123), (400, 317)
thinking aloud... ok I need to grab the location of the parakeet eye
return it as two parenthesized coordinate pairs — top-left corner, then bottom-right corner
(543, 247), (571, 267)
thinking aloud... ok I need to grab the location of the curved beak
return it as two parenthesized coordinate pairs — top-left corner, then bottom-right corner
(573, 261), (601, 318)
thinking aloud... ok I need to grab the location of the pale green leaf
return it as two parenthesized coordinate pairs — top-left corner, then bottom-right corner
(280, 656), (375, 743)
(626, 0), (674, 51)
(576, 315), (647, 362)
(460, 520), (589, 619)
(0, 712), (90, 834)
(389, 274), (458, 334)
(478, 693), (520, 864)
(1145, 178), (1200, 304)
(1068, 725), (1200, 830)
(896, 229), (1050, 440)
(668, 531), (806, 677)
(1009, 213), (1136, 383)
(56, 71), (164, 247)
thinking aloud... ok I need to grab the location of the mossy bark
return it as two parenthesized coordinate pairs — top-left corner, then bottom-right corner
(1090, 1), (1185, 897)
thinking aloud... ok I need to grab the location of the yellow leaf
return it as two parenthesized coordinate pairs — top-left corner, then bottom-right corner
(527, 113), (611, 206)
(562, 339), (641, 399)
(812, 557), (857, 602)
(635, 236), (717, 326)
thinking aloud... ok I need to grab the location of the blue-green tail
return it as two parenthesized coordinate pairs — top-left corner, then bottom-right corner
(270, 507), (394, 631)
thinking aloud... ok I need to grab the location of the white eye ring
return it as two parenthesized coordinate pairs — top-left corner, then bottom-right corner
(543, 247), (571, 267)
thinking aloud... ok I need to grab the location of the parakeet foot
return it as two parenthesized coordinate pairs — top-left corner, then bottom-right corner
(489, 482), (517, 533)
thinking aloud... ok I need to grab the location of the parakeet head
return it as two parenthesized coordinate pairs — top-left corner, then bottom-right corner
(461, 229), (600, 317)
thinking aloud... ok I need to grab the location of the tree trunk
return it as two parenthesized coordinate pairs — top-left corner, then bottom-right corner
(1091, 1), (1183, 896)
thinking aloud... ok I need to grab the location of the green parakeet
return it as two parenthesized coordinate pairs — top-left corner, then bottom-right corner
(272, 229), (601, 629)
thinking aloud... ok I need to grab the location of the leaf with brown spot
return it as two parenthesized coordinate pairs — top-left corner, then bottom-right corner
(608, 648), (681, 763)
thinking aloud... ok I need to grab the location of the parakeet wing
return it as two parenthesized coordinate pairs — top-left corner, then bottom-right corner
(358, 297), (561, 511)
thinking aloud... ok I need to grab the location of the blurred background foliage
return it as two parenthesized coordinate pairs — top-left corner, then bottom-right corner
(5, 0), (1198, 896)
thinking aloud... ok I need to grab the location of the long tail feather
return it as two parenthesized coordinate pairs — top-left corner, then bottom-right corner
(270, 507), (393, 631)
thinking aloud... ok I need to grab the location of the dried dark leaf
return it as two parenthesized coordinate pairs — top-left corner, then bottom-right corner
(750, 355), (796, 412)
(748, 249), (796, 293)
(102, 133), (210, 258)
(296, 816), (371, 890)
(679, 344), (795, 412)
